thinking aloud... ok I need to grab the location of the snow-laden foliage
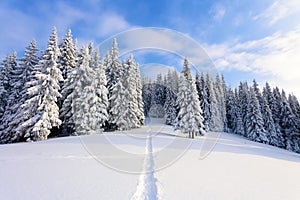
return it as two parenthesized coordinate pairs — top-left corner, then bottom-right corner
(15, 28), (63, 141)
(175, 59), (205, 138)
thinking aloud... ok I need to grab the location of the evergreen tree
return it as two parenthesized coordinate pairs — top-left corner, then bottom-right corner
(18, 27), (62, 141)
(214, 73), (226, 131)
(142, 79), (153, 117)
(164, 87), (177, 125)
(245, 87), (268, 143)
(280, 90), (297, 135)
(92, 49), (109, 130)
(175, 59), (205, 138)
(0, 52), (18, 142)
(225, 88), (235, 131)
(232, 89), (244, 135)
(261, 96), (281, 146)
(6, 41), (39, 142)
(206, 73), (220, 132)
(58, 29), (77, 80)
(252, 79), (263, 109)
(105, 38), (123, 129)
(132, 55), (145, 126)
(288, 94), (300, 130)
(71, 46), (105, 134)
(238, 82), (250, 137)
(109, 75), (127, 130)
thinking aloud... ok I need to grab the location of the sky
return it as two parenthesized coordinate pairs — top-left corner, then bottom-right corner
(0, 0), (300, 97)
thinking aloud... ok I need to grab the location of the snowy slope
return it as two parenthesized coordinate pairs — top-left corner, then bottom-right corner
(0, 119), (299, 200)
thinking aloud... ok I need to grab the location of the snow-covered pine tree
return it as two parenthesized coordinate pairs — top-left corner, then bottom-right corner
(120, 55), (140, 129)
(225, 88), (235, 132)
(232, 88), (244, 135)
(280, 90), (297, 134)
(0, 52), (18, 143)
(0, 56), (11, 122)
(92, 49), (109, 130)
(0, 67), (6, 120)
(132, 55), (145, 126)
(238, 82), (250, 137)
(71, 46), (107, 134)
(214, 73), (226, 132)
(105, 38), (122, 92)
(262, 82), (283, 146)
(164, 87), (177, 125)
(4, 41), (40, 142)
(288, 94), (300, 130)
(108, 72), (128, 130)
(195, 73), (210, 130)
(261, 96), (280, 146)
(175, 59), (205, 138)
(11, 41), (41, 141)
(105, 38), (124, 129)
(18, 28), (62, 141)
(245, 87), (268, 143)
(252, 80), (263, 108)
(206, 73), (221, 132)
(142, 78), (153, 117)
(58, 29), (77, 81)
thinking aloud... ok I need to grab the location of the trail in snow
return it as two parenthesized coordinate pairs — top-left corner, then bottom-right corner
(131, 134), (161, 200)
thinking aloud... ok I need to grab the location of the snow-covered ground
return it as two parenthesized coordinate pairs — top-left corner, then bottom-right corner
(0, 118), (299, 200)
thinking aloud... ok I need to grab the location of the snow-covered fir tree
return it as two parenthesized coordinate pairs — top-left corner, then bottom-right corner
(132, 55), (145, 126)
(206, 73), (221, 132)
(70, 46), (107, 135)
(214, 74), (226, 131)
(91, 49), (109, 130)
(288, 93), (300, 129)
(232, 89), (244, 135)
(108, 73), (127, 130)
(164, 87), (177, 125)
(244, 87), (268, 143)
(0, 52), (18, 142)
(225, 88), (235, 132)
(58, 29), (77, 81)
(280, 90), (297, 135)
(17, 28), (62, 141)
(105, 38), (124, 129)
(195, 73), (210, 130)
(3, 41), (39, 142)
(261, 96), (281, 146)
(119, 55), (140, 129)
(175, 59), (205, 138)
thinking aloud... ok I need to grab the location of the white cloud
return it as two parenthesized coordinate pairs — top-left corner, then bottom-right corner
(204, 27), (300, 98)
(253, 0), (300, 26)
(95, 12), (132, 37)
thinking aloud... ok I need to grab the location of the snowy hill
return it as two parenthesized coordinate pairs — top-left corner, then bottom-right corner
(0, 119), (299, 200)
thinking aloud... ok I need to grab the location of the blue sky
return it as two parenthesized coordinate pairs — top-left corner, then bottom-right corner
(1, 0), (300, 97)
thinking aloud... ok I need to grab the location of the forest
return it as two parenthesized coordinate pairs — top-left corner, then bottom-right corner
(0, 27), (299, 154)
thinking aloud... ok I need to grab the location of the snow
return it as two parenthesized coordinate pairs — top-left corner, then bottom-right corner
(0, 118), (299, 200)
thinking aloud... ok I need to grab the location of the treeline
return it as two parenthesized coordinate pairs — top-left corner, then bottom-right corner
(143, 67), (300, 153)
(0, 27), (144, 143)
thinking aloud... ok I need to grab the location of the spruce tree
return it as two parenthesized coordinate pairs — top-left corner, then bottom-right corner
(19, 27), (62, 141)
(245, 87), (268, 143)
(0, 52), (18, 143)
(7, 41), (39, 142)
(175, 59), (205, 138)
(206, 73), (220, 132)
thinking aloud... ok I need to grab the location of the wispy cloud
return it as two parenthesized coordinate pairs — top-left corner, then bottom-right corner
(253, 0), (300, 26)
(204, 27), (300, 97)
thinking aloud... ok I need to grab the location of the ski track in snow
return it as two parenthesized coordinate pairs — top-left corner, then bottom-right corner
(131, 134), (161, 200)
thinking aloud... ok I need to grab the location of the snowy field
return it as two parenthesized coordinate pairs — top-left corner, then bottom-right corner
(0, 119), (299, 200)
